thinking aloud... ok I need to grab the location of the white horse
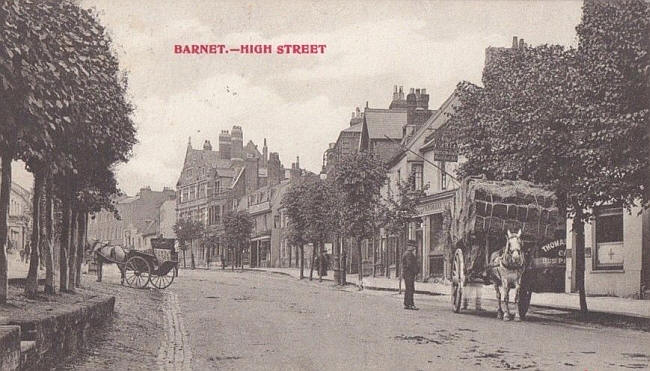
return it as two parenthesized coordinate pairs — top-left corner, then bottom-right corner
(88, 240), (128, 285)
(488, 229), (526, 321)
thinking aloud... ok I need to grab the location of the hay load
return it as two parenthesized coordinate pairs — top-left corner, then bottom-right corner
(445, 177), (564, 277)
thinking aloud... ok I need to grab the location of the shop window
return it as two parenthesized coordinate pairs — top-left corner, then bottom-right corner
(594, 207), (624, 270)
(412, 163), (423, 190)
(440, 161), (447, 190)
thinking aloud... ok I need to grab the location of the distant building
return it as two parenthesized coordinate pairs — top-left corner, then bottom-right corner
(159, 198), (176, 239)
(1, 180), (31, 253)
(176, 126), (287, 266)
(322, 85), (435, 177)
(87, 187), (175, 250)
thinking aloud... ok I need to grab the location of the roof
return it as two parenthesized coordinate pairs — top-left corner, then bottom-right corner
(139, 219), (160, 237)
(342, 108), (407, 139)
(186, 148), (232, 169)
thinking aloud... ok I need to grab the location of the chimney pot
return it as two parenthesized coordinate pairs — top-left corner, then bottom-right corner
(519, 38), (525, 49)
(421, 88), (427, 95)
(512, 36), (518, 48)
(409, 88), (415, 94)
(415, 88), (421, 96)
(394, 85), (398, 93)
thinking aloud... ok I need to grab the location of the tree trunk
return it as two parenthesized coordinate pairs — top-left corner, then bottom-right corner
(190, 240), (196, 269)
(75, 211), (85, 287)
(299, 245), (304, 279)
(0, 151), (12, 304)
(573, 209), (588, 313)
(41, 173), (55, 295)
(59, 187), (71, 292)
(25, 172), (44, 298)
(372, 234), (377, 278)
(68, 208), (78, 291)
(231, 247), (234, 271)
(309, 243), (316, 281)
(318, 241), (323, 283)
(182, 249), (187, 268)
(357, 237), (363, 289)
(340, 238), (347, 285)
(384, 238), (390, 279)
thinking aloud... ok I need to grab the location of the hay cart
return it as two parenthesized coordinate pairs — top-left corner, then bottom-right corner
(447, 177), (566, 318)
(118, 238), (178, 289)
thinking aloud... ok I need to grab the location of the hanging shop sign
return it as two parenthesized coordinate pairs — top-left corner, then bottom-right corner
(430, 138), (458, 162)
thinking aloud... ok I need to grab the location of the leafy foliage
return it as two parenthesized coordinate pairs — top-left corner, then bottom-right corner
(282, 178), (336, 246)
(173, 218), (205, 251)
(333, 151), (388, 240)
(222, 211), (252, 251)
(447, 0), (649, 220)
(382, 174), (428, 237)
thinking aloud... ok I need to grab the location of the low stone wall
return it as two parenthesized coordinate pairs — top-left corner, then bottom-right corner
(0, 326), (20, 371)
(2, 296), (115, 371)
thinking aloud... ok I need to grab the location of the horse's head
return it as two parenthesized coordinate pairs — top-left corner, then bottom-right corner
(503, 229), (525, 268)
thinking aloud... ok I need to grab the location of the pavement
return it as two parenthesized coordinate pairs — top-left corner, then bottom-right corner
(245, 266), (650, 319)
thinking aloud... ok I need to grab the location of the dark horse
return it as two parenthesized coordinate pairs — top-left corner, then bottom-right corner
(488, 229), (526, 321)
(88, 240), (128, 285)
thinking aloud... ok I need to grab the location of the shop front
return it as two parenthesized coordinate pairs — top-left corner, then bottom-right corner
(415, 190), (456, 281)
(250, 234), (271, 268)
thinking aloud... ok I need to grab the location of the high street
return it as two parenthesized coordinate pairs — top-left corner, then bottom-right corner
(69, 267), (650, 370)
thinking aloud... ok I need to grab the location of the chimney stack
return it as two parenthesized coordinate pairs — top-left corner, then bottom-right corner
(512, 36), (518, 48)
(519, 38), (525, 49)
(203, 140), (212, 151)
(231, 125), (243, 159)
(218, 130), (232, 160)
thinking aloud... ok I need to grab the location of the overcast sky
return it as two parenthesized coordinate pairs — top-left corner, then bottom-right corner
(13, 0), (583, 195)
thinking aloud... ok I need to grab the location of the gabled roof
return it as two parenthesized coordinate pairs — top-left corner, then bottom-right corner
(342, 108), (407, 140)
(386, 90), (459, 167)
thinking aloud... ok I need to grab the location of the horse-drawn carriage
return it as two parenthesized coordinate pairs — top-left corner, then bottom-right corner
(446, 177), (566, 320)
(92, 237), (178, 289)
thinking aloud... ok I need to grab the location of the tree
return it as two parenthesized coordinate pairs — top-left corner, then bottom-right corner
(222, 211), (252, 270)
(282, 177), (335, 281)
(333, 151), (387, 288)
(447, 0), (649, 312)
(173, 218), (205, 269)
(0, 0), (136, 299)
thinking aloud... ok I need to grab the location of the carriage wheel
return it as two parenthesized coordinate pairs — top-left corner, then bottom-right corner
(451, 249), (465, 313)
(150, 268), (175, 289)
(124, 256), (151, 289)
(518, 288), (532, 319)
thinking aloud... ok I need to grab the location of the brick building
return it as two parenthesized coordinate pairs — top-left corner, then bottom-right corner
(322, 85), (435, 177)
(175, 126), (287, 266)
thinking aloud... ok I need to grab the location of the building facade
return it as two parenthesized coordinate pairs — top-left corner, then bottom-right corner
(87, 187), (175, 250)
(566, 206), (650, 298)
(3, 181), (31, 253)
(175, 125), (289, 267)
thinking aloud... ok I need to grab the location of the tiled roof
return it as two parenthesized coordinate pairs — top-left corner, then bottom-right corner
(186, 149), (232, 169)
(342, 108), (407, 139)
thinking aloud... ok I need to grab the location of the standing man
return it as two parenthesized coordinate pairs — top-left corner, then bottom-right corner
(401, 241), (419, 310)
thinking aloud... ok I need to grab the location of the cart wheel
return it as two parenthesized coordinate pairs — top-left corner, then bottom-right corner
(125, 256), (151, 289)
(150, 268), (175, 289)
(518, 288), (532, 320)
(451, 249), (465, 313)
